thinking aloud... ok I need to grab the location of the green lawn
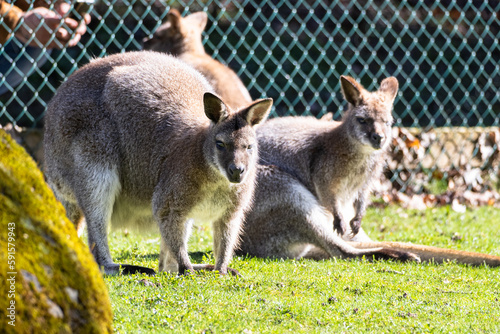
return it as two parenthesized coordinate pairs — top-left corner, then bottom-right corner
(103, 205), (500, 333)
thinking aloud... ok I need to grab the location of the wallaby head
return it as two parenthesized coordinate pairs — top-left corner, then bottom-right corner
(143, 8), (207, 54)
(340, 75), (398, 152)
(203, 93), (272, 183)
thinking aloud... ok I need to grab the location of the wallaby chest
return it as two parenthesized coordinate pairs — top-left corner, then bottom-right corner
(187, 179), (241, 222)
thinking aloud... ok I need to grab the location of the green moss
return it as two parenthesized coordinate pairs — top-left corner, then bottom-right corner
(0, 129), (113, 333)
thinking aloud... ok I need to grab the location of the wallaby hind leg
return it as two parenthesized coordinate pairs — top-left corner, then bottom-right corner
(301, 204), (420, 262)
(61, 199), (86, 236)
(157, 209), (197, 275)
(243, 168), (419, 262)
(158, 219), (194, 273)
(74, 164), (155, 275)
(47, 180), (86, 236)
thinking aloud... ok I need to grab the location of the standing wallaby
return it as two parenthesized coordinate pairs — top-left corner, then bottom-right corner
(44, 51), (272, 275)
(143, 9), (252, 110)
(237, 75), (500, 267)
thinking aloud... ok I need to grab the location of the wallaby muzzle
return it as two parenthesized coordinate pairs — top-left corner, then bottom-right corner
(369, 132), (385, 149)
(228, 163), (245, 183)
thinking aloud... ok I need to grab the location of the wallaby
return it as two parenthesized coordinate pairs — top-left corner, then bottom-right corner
(238, 76), (420, 261)
(237, 75), (500, 267)
(143, 9), (252, 110)
(261, 76), (396, 238)
(44, 51), (272, 275)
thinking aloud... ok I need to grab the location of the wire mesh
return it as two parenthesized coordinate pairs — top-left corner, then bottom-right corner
(0, 0), (499, 197)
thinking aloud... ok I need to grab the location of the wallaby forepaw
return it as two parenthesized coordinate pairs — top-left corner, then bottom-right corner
(184, 264), (241, 277)
(349, 218), (362, 236)
(333, 219), (345, 236)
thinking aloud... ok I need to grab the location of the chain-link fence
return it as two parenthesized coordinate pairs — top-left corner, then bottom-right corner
(1, 0), (499, 203)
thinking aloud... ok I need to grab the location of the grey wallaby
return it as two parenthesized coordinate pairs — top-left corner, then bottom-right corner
(143, 8), (252, 110)
(237, 75), (500, 267)
(44, 51), (272, 275)
(237, 75), (420, 261)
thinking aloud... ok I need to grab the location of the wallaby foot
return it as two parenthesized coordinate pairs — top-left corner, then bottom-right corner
(194, 264), (240, 276)
(179, 264), (241, 277)
(102, 263), (156, 276)
(368, 248), (421, 263)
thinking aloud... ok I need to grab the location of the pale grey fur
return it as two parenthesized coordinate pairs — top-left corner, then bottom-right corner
(238, 76), (420, 262)
(44, 51), (272, 275)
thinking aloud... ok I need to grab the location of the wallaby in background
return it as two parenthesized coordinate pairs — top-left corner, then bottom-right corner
(260, 76), (397, 239)
(237, 75), (500, 267)
(143, 9), (252, 110)
(238, 76), (419, 261)
(44, 51), (272, 275)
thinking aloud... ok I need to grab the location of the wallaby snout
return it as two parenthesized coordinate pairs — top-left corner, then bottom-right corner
(368, 127), (387, 149)
(370, 120), (390, 149)
(228, 163), (245, 183)
(370, 132), (383, 148)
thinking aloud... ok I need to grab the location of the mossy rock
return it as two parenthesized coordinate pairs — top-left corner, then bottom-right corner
(0, 129), (113, 333)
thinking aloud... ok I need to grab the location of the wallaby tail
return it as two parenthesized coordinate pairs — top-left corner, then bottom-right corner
(349, 241), (500, 267)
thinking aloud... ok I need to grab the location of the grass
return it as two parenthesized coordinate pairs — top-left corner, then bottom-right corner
(101, 205), (500, 333)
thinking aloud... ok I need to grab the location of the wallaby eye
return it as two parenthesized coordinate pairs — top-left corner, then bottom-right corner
(357, 117), (366, 124)
(247, 144), (254, 150)
(216, 141), (225, 150)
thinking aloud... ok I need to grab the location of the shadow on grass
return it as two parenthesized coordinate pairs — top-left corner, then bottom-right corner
(114, 250), (213, 264)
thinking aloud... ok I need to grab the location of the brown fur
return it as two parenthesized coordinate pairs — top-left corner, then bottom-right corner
(44, 51), (272, 275)
(349, 242), (500, 266)
(143, 9), (252, 109)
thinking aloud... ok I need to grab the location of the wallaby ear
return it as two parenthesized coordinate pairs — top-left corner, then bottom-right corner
(240, 98), (273, 126)
(340, 75), (363, 106)
(167, 8), (182, 31)
(186, 12), (208, 31)
(379, 77), (399, 101)
(204, 92), (229, 123)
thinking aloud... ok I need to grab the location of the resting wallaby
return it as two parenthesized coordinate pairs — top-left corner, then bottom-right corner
(44, 51), (272, 275)
(143, 9), (252, 110)
(238, 76), (500, 267)
(262, 76), (396, 238)
(237, 76), (419, 261)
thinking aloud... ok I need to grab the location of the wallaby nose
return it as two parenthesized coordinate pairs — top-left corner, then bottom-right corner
(370, 133), (384, 148)
(228, 164), (245, 183)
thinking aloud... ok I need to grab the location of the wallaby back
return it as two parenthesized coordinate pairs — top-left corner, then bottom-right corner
(143, 9), (252, 109)
(44, 51), (272, 275)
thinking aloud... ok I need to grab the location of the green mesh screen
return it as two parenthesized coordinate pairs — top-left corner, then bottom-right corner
(1, 0), (499, 128)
